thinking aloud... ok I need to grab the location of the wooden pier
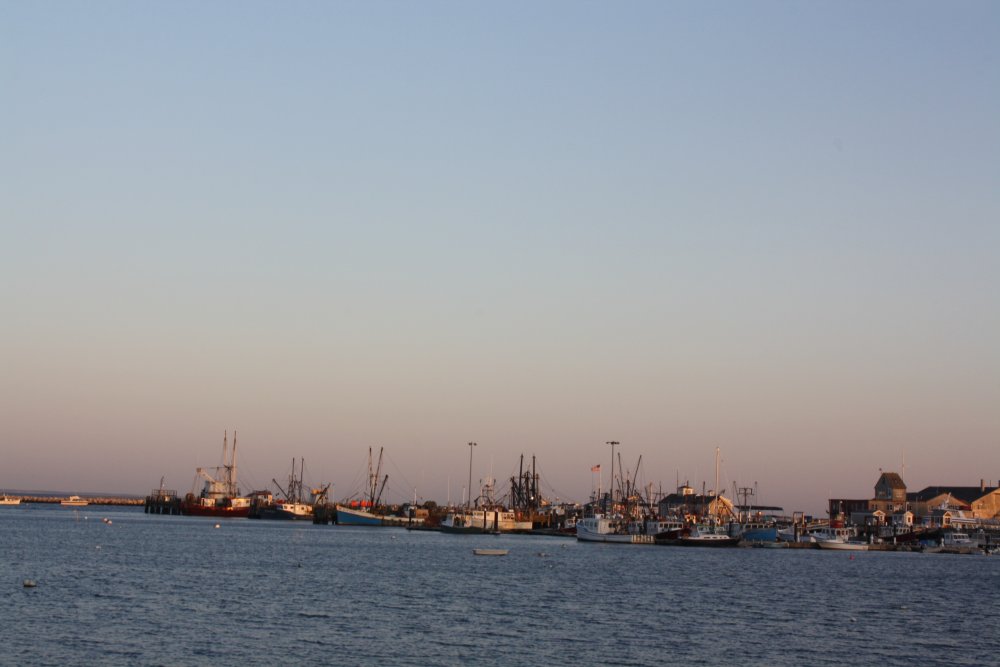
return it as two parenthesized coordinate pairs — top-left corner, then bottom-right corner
(144, 489), (182, 515)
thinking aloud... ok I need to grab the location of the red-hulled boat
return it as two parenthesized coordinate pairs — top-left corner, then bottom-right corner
(180, 431), (251, 518)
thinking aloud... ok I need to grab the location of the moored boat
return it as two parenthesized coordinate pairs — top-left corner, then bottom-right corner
(939, 531), (975, 554)
(335, 447), (425, 527)
(816, 539), (869, 551)
(814, 526), (868, 551)
(656, 525), (741, 547)
(180, 431), (251, 518)
(335, 503), (422, 527)
(0, 494), (21, 506)
(441, 508), (532, 534)
(60, 495), (88, 507)
(250, 458), (324, 520)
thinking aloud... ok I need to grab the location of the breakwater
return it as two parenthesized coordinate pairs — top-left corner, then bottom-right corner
(14, 496), (144, 506)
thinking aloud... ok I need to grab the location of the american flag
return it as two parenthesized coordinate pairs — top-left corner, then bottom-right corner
(591, 464), (601, 472)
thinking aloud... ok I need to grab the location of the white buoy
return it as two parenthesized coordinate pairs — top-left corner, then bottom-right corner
(214, 523), (221, 529)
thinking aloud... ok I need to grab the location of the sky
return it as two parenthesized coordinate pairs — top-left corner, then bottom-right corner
(2, 2), (998, 514)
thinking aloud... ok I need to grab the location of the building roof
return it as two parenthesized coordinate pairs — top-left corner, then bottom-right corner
(907, 486), (999, 504)
(877, 472), (906, 489)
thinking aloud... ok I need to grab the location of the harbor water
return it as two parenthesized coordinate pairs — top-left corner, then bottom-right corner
(2, 505), (999, 666)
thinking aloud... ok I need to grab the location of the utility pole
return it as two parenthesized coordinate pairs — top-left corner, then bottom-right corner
(467, 442), (477, 510)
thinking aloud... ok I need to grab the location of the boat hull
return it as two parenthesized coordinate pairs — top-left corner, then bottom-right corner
(656, 536), (741, 547)
(577, 530), (655, 544)
(576, 518), (656, 544)
(677, 536), (741, 547)
(254, 504), (313, 520)
(817, 540), (869, 551)
(441, 509), (530, 534)
(740, 527), (778, 542)
(181, 502), (250, 518)
(336, 505), (423, 526)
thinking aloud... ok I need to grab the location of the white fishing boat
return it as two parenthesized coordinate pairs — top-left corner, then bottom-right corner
(0, 494), (21, 506)
(441, 508), (533, 534)
(817, 539), (869, 551)
(940, 531), (975, 554)
(576, 514), (655, 544)
(60, 495), (88, 507)
(676, 526), (741, 547)
(814, 527), (868, 551)
(576, 445), (660, 545)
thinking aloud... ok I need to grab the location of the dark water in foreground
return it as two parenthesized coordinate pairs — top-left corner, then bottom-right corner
(2, 506), (999, 666)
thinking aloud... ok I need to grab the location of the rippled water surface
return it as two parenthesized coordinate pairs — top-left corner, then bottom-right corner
(2, 505), (999, 666)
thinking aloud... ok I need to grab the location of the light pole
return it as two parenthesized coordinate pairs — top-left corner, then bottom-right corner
(467, 442), (477, 510)
(607, 441), (619, 513)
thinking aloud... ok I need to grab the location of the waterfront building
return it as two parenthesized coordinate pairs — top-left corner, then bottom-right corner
(870, 472), (907, 514)
(907, 483), (1000, 521)
(830, 473), (1000, 529)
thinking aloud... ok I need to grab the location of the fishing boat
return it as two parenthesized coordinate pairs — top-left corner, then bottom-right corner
(777, 526), (817, 543)
(251, 458), (318, 520)
(675, 526), (741, 547)
(335, 447), (425, 526)
(814, 527), (869, 551)
(180, 431), (251, 518)
(60, 495), (88, 507)
(441, 508), (533, 534)
(0, 494), (21, 506)
(735, 523), (778, 543)
(576, 445), (664, 544)
(576, 514), (656, 544)
(816, 539), (869, 551)
(654, 524), (741, 547)
(939, 531), (975, 554)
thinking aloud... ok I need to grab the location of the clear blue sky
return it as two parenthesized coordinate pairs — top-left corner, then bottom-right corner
(2, 2), (998, 512)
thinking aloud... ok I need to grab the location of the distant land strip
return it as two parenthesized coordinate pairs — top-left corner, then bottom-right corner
(12, 496), (144, 506)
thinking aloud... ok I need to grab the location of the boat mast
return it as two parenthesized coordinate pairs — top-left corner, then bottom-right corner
(231, 430), (238, 497)
(467, 442), (477, 510)
(714, 447), (720, 523)
(532, 455), (537, 511)
(606, 441), (618, 513)
(367, 447), (373, 505)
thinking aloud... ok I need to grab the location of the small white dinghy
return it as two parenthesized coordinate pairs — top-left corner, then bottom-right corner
(473, 549), (509, 556)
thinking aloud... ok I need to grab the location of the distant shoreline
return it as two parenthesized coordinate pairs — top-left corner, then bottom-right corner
(3, 495), (144, 506)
